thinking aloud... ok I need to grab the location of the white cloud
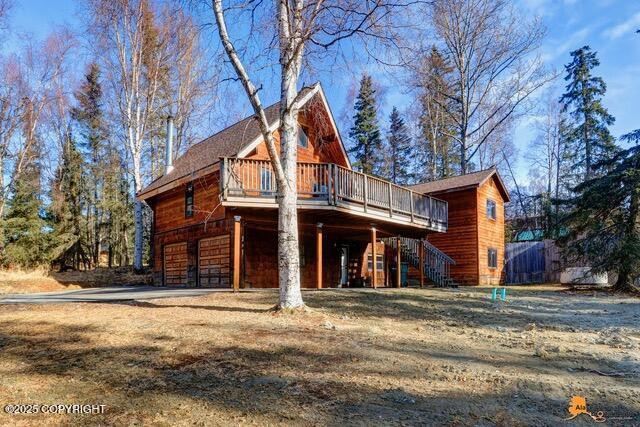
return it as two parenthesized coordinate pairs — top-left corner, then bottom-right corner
(542, 27), (590, 63)
(603, 12), (640, 40)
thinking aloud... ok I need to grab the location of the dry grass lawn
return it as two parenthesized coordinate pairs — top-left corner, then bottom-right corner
(0, 287), (639, 426)
(0, 267), (151, 295)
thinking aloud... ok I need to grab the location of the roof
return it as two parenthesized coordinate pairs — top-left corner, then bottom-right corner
(138, 84), (342, 200)
(410, 166), (510, 202)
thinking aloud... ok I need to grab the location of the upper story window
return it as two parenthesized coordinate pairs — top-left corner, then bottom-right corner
(298, 125), (309, 148)
(185, 182), (194, 218)
(488, 248), (498, 269)
(486, 199), (497, 220)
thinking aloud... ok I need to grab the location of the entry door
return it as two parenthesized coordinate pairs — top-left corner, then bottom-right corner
(164, 242), (188, 286)
(340, 246), (349, 286)
(198, 235), (231, 288)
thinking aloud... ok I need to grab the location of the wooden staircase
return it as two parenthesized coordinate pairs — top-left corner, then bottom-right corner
(385, 237), (458, 287)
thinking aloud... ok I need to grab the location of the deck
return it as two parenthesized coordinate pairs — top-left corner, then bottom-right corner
(219, 158), (447, 232)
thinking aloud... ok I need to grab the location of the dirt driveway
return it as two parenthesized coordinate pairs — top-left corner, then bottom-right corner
(0, 287), (638, 425)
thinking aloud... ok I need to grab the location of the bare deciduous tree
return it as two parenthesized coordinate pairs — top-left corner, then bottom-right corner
(429, 0), (551, 173)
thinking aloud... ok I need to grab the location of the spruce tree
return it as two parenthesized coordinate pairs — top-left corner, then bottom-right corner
(559, 131), (640, 292)
(560, 46), (616, 181)
(49, 127), (87, 269)
(71, 62), (107, 267)
(385, 107), (413, 185)
(4, 106), (50, 267)
(349, 74), (383, 176)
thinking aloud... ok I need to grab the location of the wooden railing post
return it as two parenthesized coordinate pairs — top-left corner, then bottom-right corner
(316, 223), (323, 289)
(333, 164), (339, 205)
(409, 190), (415, 223)
(388, 182), (393, 217)
(419, 239), (424, 288)
(363, 174), (368, 212)
(233, 215), (241, 291)
(396, 236), (401, 288)
(371, 226), (377, 289)
(326, 164), (333, 203)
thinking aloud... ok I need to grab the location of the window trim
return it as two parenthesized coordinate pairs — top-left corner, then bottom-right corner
(367, 253), (384, 272)
(298, 125), (309, 148)
(486, 199), (497, 221)
(487, 248), (498, 269)
(185, 182), (194, 218)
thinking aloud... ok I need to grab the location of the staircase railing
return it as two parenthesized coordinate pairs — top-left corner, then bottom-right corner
(385, 237), (456, 287)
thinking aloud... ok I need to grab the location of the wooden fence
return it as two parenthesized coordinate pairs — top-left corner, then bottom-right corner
(505, 240), (561, 284)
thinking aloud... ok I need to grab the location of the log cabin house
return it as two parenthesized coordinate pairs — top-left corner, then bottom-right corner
(410, 168), (510, 285)
(138, 83), (505, 289)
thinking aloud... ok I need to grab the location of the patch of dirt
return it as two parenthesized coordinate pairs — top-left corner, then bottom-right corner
(0, 267), (152, 295)
(0, 287), (638, 425)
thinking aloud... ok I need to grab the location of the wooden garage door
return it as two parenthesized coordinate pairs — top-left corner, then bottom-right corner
(164, 242), (188, 286)
(198, 235), (230, 288)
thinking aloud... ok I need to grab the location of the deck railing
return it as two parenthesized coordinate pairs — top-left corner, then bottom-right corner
(221, 157), (447, 230)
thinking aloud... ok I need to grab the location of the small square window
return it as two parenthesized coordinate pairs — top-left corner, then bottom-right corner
(298, 126), (309, 148)
(367, 254), (384, 271)
(185, 182), (194, 218)
(486, 199), (496, 220)
(488, 248), (497, 269)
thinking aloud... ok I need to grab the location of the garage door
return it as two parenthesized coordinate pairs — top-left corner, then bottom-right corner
(164, 242), (188, 286)
(198, 235), (230, 288)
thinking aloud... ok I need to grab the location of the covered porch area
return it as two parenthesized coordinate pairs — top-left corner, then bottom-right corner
(230, 208), (436, 290)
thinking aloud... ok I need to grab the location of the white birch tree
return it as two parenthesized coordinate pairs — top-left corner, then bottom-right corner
(210, 0), (401, 309)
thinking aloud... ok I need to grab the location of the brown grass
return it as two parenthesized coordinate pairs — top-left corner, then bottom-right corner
(0, 287), (638, 426)
(0, 267), (152, 295)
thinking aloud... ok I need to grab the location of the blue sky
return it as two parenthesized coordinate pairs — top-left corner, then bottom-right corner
(7, 0), (640, 184)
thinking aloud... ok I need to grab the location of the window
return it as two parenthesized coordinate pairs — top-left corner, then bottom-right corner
(260, 166), (274, 194)
(185, 182), (194, 218)
(488, 248), (498, 269)
(486, 199), (497, 220)
(367, 254), (384, 271)
(298, 125), (309, 148)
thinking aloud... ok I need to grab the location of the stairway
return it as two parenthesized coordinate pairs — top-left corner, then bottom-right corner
(385, 237), (457, 287)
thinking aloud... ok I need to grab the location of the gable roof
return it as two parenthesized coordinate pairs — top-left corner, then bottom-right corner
(138, 83), (347, 200)
(410, 166), (510, 202)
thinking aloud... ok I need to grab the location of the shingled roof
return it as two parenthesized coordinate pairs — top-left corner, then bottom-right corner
(138, 86), (318, 199)
(410, 166), (510, 201)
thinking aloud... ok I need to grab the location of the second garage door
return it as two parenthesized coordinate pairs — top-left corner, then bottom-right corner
(198, 235), (230, 288)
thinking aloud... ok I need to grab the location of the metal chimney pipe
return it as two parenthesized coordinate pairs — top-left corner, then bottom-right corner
(165, 115), (174, 174)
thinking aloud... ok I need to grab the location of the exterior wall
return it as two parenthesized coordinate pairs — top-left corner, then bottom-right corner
(244, 112), (349, 166)
(153, 171), (224, 235)
(427, 188), (479, 285)
(242, 225), (345, 288)
(476, 176), (506, 285)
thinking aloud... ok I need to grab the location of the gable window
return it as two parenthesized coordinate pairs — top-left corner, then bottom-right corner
(298, 125), (309, 148)
(260, 165), (274, 195)
(486, 199), (497, 220)
(488, 248), (497, 269)
(185, 182), (194, 218)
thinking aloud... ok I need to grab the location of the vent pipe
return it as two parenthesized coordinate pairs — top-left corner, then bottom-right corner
(165, 115), (174, 174)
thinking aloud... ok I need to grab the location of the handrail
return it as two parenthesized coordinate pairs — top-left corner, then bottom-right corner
(385, 237), (456, 287)
(220, 157), (448, 230)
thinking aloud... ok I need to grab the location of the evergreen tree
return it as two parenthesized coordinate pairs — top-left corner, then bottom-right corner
(385, 107), (413, 185)
(4, 103), (50, 267)
(416, 46), (458, 181)
(559, 131), (640, 292)
(560, 46), (616, 182)
(349, 74), (384, 176)
(49, 127), (88, 269)
(71, 62), (107, 267)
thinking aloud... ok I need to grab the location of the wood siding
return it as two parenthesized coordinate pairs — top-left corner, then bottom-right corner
(153, 172), (225, 235)
(426, 188), (479, 285)
(476, 176), (506, 285)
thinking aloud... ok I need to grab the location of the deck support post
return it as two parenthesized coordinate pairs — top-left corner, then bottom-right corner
(233, 215), (241, 292)
(419, 239), (424, 288)
(396, 236), (401, 288)
(371, 226), (377, 289)
(316, 223), (323, 289)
